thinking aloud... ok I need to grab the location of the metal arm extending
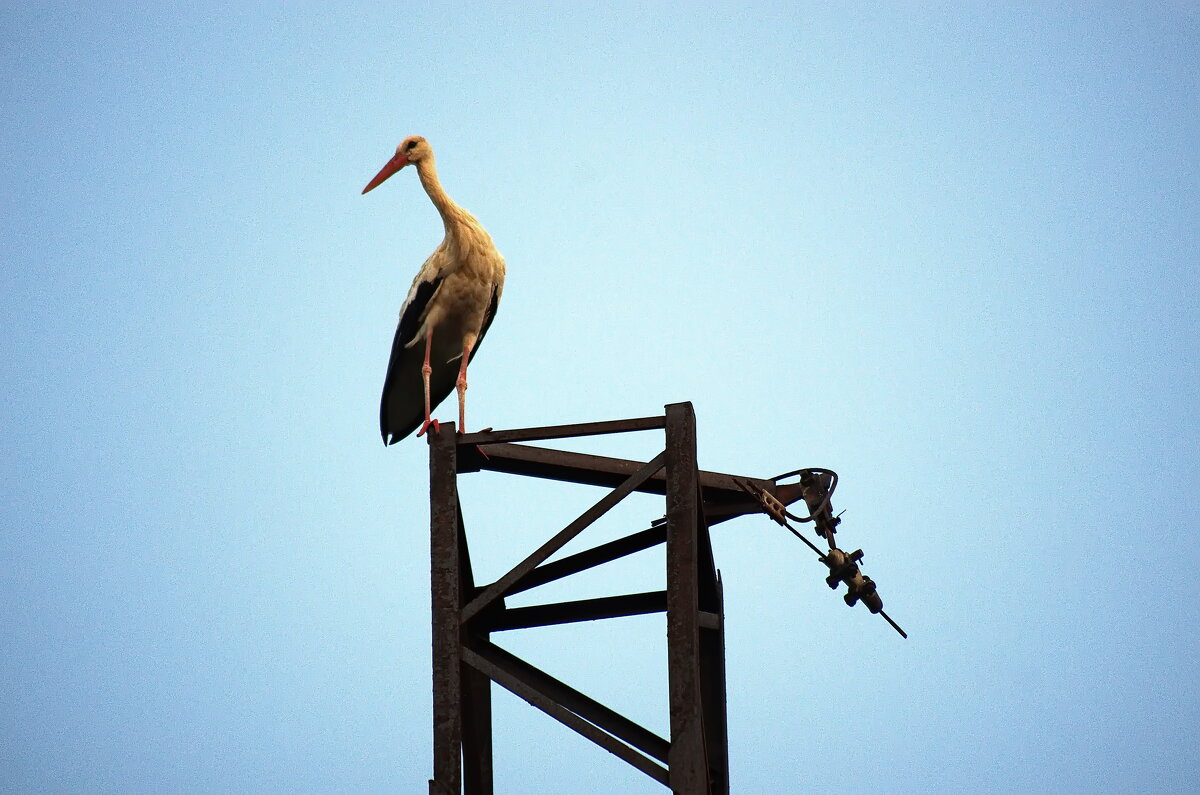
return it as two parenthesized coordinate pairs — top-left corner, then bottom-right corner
(424, 404), (900, 794)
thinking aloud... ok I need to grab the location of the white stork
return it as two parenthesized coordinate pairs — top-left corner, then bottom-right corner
(362, 136), (506, 444)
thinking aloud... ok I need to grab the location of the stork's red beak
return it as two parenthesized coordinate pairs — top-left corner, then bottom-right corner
(362, 153), (409, 194)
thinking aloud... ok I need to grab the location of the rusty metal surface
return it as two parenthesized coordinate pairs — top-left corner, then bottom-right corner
(664, 402), (711, 793)
(485, 590), (668, 632)
(692, 464), (728, 794)
(460, 451), (666, 624)
(428, 423), (462, 794)
(462, 644), (670, 786)
(505, 526), (666, 596)
(458, 441), (775, 504)
(469, 640), (671, 765)
(457, 504), (494, 795)
(457, 415), (666, 446)
(700, 572), (728, 793)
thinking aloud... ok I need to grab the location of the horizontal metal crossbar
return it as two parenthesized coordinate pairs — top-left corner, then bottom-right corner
(457, 416), (666, 446)
(487, 590), (668, 631)
(463, 643), (670, 784)
(459, 442), (776, 503)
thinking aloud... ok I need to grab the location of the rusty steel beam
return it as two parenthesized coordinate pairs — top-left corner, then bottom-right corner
(428, 423), (463, 795)
(698, 566), (728, 792)
(664, 402), (711, 793)
(457, 504), (494, 795)
(701, 489), (794, 525)
(462, 644), (670, 786)
(457, 415), (666, 446)
(486, 590), (668, 632)
(700, 581), (728, 792)
(461, 451), (666, 624)
(458, 441), (775, 505)
(469, 640), (671, 765)
(505, 526), (667, 596)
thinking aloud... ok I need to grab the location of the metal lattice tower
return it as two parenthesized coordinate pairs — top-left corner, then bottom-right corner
(424, 402), (823, 794)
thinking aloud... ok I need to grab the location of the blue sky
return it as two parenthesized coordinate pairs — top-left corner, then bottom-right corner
(2, 2), (1197, 792)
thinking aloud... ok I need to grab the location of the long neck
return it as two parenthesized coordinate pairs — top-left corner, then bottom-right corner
(414, 156), (471, 237)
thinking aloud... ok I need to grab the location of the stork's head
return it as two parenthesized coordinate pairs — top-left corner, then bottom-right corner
(362, 135), (430, 194)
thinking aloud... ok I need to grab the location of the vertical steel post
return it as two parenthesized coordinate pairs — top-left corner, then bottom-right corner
(429, 423), (462, 795)
(698, 563), (728, 792)
(665, 402), (709, 793)
(459, 503), (494, 794)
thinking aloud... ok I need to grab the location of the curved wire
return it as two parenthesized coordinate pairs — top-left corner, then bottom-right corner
(770, 468), (838, 523)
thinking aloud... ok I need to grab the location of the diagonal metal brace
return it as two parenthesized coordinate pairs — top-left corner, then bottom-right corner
(462, 451), (667, 624)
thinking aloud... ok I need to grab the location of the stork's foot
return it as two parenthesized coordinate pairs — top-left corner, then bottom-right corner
(416, 418), (441, 438)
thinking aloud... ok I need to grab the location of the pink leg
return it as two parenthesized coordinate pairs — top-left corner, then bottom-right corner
(455, 340), (492, 459)
(456, 339), (473, 433)
(416, 332), (440, 437)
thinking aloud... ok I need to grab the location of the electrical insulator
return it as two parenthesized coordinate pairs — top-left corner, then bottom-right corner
(823, 548), (884, 614)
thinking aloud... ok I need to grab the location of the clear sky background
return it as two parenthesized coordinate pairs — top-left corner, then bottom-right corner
(2, 2), (1197, 792)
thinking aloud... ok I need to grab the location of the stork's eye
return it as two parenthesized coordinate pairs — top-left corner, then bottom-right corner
(406, 140), (418, 151)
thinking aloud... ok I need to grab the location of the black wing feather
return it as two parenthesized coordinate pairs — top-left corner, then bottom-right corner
(379, 275), (444, 445)
(378, 277), (500, 445)
(397, 275), (443, 349)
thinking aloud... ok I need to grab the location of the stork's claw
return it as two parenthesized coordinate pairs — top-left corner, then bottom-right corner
(416, 418), (441, 437)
